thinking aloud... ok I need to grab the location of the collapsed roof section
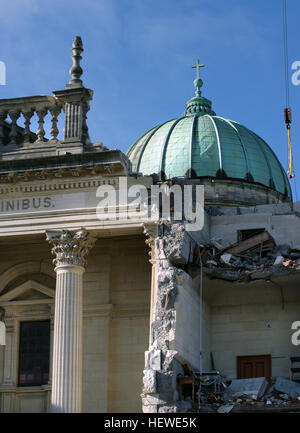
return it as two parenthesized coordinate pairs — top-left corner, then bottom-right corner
(202, 230), (300, 283)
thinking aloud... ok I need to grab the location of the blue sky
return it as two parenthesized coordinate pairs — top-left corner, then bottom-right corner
(1, 0), (300, 199)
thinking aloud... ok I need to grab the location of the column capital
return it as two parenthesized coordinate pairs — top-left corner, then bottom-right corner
(46, 228), (96, 268)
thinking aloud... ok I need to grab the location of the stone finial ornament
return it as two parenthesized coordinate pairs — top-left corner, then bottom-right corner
(67, 36), (84, 88)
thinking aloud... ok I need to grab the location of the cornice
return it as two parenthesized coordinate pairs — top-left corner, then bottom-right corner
(0, 176), (118, 195)
(0, 150), (131, 184)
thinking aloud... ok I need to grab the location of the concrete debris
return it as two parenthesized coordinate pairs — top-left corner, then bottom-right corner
(206, 260), (218, 267)
(274, 376), (300, 397)
(274, 255), (285, 266)
(233, 391), (244, 398)
(220, 253), (232, 265)
(222, 388), (234, 403)
(279, 394), (289, 400)
(161, 223), (191, 266)
(229, 377), (268, 398)
(224, 231), (275, 256)
(194, 376), (300, 412)
(217, 404), (234, 413)
(290, 390), (299, 400)
(200, 231), (300, 282)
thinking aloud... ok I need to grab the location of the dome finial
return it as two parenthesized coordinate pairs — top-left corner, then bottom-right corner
(192, 59), (205, 97)
(184, 59), (215, 117)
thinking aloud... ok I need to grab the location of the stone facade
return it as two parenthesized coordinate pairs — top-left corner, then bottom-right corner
(0, 235), (151, 412)
(0, 176), (300, 413)
(0, 36), (299, 414)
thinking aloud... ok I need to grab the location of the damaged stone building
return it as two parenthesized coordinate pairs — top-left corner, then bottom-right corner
(0, 37), (299, 413)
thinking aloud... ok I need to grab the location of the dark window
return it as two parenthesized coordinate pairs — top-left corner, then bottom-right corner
(18, 321), (50, 387)
(237, 228), (265, 242)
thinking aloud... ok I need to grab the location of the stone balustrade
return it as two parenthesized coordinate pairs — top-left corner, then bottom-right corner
(0, 86), (93, 160)
(0, 37), (94, 160)
(0, 95), (61, 147)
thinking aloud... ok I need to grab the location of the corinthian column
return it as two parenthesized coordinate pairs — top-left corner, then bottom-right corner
(46, 228), (95, 413)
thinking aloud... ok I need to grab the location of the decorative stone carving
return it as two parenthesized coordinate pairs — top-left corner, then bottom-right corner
(0, 36), (95, 157)
(81, 101), (91, 144)
(0, 96), (58, 152)
(8, 110), (20, 146)
(143, 223), (158, 265)
(49, 106), (61, 142)
(35, 108), (47, 142)
(23, 109), (34, 145)
(46, 228), (96, 268)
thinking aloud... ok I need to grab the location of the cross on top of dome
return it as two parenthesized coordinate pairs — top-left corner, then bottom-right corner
(183, 59), (215, 117)
(192, 59), (205, 97)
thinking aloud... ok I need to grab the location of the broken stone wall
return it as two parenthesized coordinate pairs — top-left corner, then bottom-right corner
(142, 222), (204, 413)
(141, 202), (300, 412)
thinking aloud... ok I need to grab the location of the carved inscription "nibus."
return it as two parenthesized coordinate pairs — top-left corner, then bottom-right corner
(0, 197), (53, 213)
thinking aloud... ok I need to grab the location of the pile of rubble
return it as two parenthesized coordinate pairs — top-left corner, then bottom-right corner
(199, 377), (300, 413)
(201, 230), (300, 282)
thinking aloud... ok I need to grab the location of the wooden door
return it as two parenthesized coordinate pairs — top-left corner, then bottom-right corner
(237, 355), (271, 381)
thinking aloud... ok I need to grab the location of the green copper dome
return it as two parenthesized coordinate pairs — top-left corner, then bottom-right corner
(126, 61), (292, 201)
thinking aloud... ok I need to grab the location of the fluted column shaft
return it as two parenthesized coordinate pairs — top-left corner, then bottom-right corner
(46, 228), (95, 413)
(52, 264), (84, 413)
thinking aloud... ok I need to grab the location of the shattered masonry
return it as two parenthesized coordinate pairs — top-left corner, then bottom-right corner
(142, 222), (195, 413)
(142, 213), (300, 413)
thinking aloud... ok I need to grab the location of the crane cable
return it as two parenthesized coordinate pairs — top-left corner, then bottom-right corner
(282, 0), (295, 181)
(283, 0), (290, 108)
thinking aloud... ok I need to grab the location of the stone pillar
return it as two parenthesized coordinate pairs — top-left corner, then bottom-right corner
(0, 309), (16, 413)
(142, 222), (193, 413)
(46, 228), (95, 413)
(53, 37), (93, 149)
(2, 313), (15, 387)
(53, 87), (93, 147)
